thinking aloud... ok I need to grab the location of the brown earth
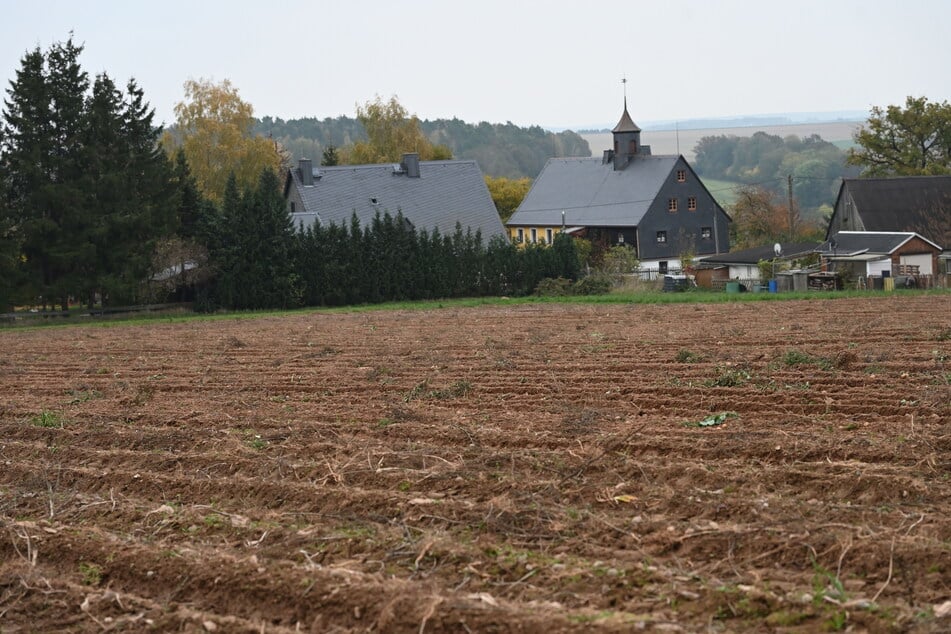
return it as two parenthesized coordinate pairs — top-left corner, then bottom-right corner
(1, 295), (949, 633)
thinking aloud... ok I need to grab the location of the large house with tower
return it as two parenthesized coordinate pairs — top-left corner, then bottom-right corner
(506, 100), (730, 274)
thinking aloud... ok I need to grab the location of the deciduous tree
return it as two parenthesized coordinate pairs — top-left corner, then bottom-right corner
(163, 79), (284, 203)
(484, 176), (531, 223)
(848, 96), (951, 176)
(343, 95), (451, 164)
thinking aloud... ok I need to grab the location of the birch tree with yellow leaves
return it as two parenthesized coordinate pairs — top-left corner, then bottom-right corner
(162, 78), (286, 203)
(343, 95), (451, 164)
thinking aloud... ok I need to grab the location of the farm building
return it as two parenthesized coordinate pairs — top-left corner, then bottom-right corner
(817, 230), (943, 287)
(284, 154), (506, 241)
(506, 100), (730, 275)
(826, 176), (951, 261)
(694, 242), (819, 289)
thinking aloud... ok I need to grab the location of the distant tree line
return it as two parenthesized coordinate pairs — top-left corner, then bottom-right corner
(255, 114), (589, 179)
(693, 132), (859, 213)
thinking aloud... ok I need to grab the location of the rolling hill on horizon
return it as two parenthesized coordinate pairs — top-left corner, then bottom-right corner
(569, 110), (868, 134)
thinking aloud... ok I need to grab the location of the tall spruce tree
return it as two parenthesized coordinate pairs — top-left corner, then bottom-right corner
(2, 37), (175, 309)
(247, 168), (299, 309)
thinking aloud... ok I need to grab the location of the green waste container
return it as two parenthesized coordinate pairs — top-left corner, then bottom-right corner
(725, 281), (740, 294)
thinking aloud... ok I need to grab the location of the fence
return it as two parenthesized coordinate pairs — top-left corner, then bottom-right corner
(1, 303), (192, 324)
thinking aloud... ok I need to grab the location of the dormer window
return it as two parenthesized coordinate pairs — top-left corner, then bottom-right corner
(369, 197), (378, 205)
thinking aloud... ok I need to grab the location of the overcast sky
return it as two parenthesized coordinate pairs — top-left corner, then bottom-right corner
(2, 0), (950, 130)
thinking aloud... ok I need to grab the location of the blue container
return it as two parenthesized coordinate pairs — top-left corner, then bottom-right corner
(768, 279), (778, 293)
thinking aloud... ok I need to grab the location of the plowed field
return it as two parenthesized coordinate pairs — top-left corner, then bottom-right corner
(1, 295), (950, 632)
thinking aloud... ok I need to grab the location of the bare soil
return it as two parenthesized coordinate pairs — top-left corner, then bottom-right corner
(1, 295), (949, 632)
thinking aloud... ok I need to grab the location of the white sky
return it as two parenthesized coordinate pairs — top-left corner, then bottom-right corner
(2, 0), (950, 130)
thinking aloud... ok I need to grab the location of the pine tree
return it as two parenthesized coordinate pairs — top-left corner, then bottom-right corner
(2, 46), (57, 308)
(2, 37), (176, 309)
(248, 168), (299, 309)
(42, 37), (90, 309)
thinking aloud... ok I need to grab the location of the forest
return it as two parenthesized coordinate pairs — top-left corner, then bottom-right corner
(692, 131), (860, 213)
(255, 115), (590, 179)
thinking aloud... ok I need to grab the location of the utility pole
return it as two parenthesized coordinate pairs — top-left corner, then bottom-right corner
(787, 174), (796, 239)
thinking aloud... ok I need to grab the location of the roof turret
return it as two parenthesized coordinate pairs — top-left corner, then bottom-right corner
(612, 98), (641, 133)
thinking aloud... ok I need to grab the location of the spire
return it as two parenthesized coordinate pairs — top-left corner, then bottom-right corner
(610, 76), (645, 170)
(612, 105), (641, 133)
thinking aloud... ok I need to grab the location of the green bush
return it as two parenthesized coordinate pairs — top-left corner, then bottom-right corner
(572, 273), (613, 296)
(535, 277), (573, 296)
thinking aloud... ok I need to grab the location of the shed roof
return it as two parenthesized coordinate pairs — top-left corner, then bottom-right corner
(507, 155), (679, 228)
(699, 242), (820, 265)
(817, 231), (942, 256)
(286, 160), (506, 240)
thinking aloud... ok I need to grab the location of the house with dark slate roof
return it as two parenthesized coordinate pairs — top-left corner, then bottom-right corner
(506, 101), (730, 274)
(827, 176), (951, 249)
(817, 231), (942, 282)
(284, 153), (506, 241)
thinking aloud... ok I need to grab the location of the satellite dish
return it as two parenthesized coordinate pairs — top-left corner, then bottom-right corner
(773, 243), (782, 257)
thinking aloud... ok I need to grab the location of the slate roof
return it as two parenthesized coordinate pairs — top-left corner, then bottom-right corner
(835, 176), (951, 236)
(699, 242), (820, 265)
(507, 155), (680, 228)
(817, 231), (942, 256)
(286, 160), (506, 240)
(612, 101), (641, 133)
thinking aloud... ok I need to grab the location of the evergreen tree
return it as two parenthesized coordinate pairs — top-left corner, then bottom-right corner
(247, 168), (300, 308)
(2, 44), (64, 309)
(321, 144), (339, 166)
(2, 37), (176, 309)
(208, 169), (299, 310)
(211, 173), (244, 308)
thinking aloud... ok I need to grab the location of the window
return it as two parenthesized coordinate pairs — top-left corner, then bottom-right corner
(668, 198), (678, 213)
(688, 196), (697, 211)
(530, 228), (537, 243)
(659, 261), (668, 274)
(516, 228), (524, 243)
(546, 228), (553, 244)
(701, 226), (712, 240)
(656, 231), (667, 244)
(676, 169), (686, 183)
(629, 139), (637, 155)
(618, 234), (625, 244)
(290, 201), (296, 213)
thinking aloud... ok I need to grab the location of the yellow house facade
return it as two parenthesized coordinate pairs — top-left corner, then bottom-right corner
(509, 225), (566, 246)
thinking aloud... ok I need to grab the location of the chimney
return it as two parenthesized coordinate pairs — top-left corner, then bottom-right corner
(401, 153), (420, 178)
(602, 150), (614, 165)
(299, 158), (313, 186)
